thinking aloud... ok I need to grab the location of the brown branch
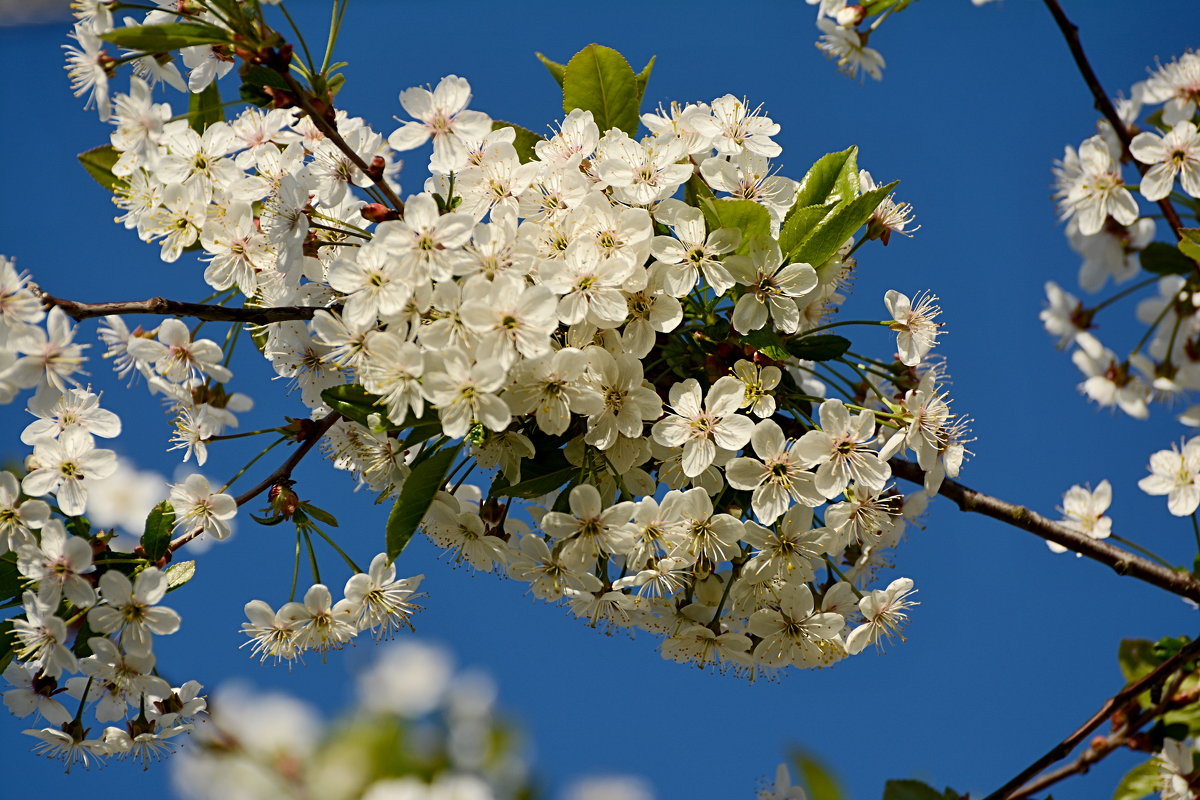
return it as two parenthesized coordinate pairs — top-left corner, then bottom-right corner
(167, 412), (341, 553)
(38, 290), (329, 325)
(277, 70), (406, 215)
(984, 636), (1200, 800)
(1042, 0), (1188, 241)
(889, 459), (1200, 604)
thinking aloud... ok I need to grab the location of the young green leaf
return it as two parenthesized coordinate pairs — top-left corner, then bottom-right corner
(562, 44), (640, 137)
(492, 120), (545, 163)
(536, 52), (567, 88)
(634, 55), (656, 106)
(140, 500), (176, 563)
(101, 22), (230, 53)
(77, 144), (125, 193)
(301, 503), (339, 528)
(787, 182), (896, 266)
(165, 560), (197, 592)
(1112, 760), (1160, 800)
(700, 198), (771, 254)
(779, 203), (835, 256)
(320, 384), (388, 429)
(792, 146), (859, 210)
(386, 444), (462, 563)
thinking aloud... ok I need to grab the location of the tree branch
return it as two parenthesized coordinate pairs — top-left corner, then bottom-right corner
(168, 412), (341, 553)
(889, 459), (1200, 604)
(277, 70), (407, 215)
(38, 290), (330, 325)
(1042, 0), (1188, 241)
(985, 636), (1200, 800)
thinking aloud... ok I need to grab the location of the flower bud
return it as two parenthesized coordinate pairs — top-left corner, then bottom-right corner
(836, 5), (866, 26)
(361, 203), (400, 223)
(269, 483), (300, 519)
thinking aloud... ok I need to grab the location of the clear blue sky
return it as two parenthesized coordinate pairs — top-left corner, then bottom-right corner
(0, 1), (1197, 798)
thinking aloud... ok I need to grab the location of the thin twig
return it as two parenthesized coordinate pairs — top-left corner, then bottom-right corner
(889, 459), (1200, 604)
(38, 290), (331, 325)
(1042, 0), (1188, 241)
(982, 636), (1200, 800)
(168, 412), (341, 554)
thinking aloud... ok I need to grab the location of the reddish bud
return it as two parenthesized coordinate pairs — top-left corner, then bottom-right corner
(269, 483), (300, 519)
(366, 156), (386, 182)
(361, 203), (400, 223)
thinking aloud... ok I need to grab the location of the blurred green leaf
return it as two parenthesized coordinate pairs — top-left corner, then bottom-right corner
(1113, 760), (1159, 800)
(0, 553), (20, 606)
(882, 779), (960, 800)
(386, 445), (460, 563)
(562, 44), (640, 137)
(789, 749), (844, 800)
(102, 22), (230, 52)
(1142, 241), (1195, 276)
(188, 80), (223, 133)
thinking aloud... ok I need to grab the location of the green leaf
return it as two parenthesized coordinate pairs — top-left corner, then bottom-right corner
(700, 198), (771, 255)
(240, 64), (291, 107)
(492, 467), (576, 500)
(633, 55), (656, 106)
(0, 553), (20, 605)
(165, 560), (196, 593)
(493, 120), (544, 164)
(788, 182), (896, 266)
(562, 44), (640, 137)
(536, 52), (567, 88)
(779, 203), (835, 257)
(301, 503), (339, 528)
(140, 500), (176, 563)
(743, 330), (790, 361)
(882, 780), (954, 800)
(1113, 760), (1160, 800)
(787, 334), (852, 362)
(684, 173), (716, 209)
(1182, 238), (1200, 263)
(101, 22), (230, 53)
(792, 147), (859, 210)
(0, 620), (14, 674)
(1142, 241), (1196, 276)
(321, 384), (387, 429)
(188, 80), (223, 133)
(78, 145), (124, 193)
(386, 445), (461, 563)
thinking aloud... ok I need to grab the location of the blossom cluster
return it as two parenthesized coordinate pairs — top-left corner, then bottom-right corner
(32, 0), (978, 690)
(1044, 50), (1200, 422)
